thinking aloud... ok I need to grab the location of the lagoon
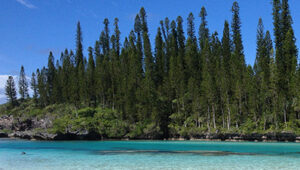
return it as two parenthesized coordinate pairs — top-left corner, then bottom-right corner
(1, 139), (300, 170)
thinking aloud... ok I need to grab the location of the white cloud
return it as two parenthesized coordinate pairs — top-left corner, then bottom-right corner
(0, 75), (33, 104)
(16, 0), (37, 9)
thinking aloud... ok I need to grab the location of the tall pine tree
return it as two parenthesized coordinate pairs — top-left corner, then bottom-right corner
(18, 65), (29, 100)
(5, 76), (18, 107)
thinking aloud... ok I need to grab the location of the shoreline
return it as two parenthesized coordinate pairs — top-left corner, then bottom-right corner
(1, 114), (300, 142)
(1, 131), (300, 142)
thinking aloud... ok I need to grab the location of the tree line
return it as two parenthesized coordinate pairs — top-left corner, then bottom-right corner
(5, 0), (299, 137)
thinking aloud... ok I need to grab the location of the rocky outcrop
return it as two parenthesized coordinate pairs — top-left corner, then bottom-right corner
(9, 131), (34, 140)
(9, 131), (57, 140)
(0, 115), (53, 131)
(31, 117), (53, 129)
(0, 114), (105, 140)
(0, 115), (14, 130)
(7, 130), (102, 140)
(0, 114), (55, 140)
(0, 115), (299, 141)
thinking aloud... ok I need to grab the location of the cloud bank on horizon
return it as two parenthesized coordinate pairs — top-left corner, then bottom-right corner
(0, 75), (33, 104)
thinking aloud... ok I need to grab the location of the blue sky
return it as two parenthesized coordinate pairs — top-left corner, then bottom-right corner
(0, 0), (299, 76)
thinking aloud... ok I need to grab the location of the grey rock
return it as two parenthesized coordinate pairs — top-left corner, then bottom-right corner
(31, 117), (53, 129)
(10, 131), (33, 139)
(0, 115), (14, 130)
(33, 132), (57, 140)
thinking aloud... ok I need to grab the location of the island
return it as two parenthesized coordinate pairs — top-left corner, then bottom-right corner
(1, 0), (300, 142)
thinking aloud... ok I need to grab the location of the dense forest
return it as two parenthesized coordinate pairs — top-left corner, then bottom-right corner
(4, 0), (300, 138)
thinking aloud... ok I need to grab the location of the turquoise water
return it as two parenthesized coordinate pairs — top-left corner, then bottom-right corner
(1, 139), (300, 170)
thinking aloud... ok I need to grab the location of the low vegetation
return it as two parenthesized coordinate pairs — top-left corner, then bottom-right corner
(1, 99), (300, 139)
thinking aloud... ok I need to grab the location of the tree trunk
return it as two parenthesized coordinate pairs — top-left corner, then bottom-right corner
(264, 115), (266, 131)
(176, 96), (180, 113)
(255, 103), (258, 128)
(112, 90), (115, 110)
(238, 96), (242, 128)
(212, 104), (216, 129)
(227, 98), (231, 130)
(207, 106), (211, 133)
(284, 104), (287, 128)
(197, 112), (200, 128)
(275, 112), (278, 130)
(221, 106), (225, 129)
(183, 100), (186, 128)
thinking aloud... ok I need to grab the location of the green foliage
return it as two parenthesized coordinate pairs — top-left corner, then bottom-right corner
(94, 108), (128, 138)
(18, 66), (29, 100)
(3, 2), (300, 139)
(76, 107), (96, 117)
(28, 108), (43, 117)
(0, 129), (13, 134)
(127, 122), (146, 138)
(52, 115), (70, 134)
(5, 76), (18, 107)
(241, 119), (257, 134)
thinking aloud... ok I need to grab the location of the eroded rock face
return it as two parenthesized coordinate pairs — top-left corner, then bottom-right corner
(1, 114), (299, 141)
(9, 131), (33, 140)
(0, 115), (14, 130)
(0, 114), (104, 140)
(53, 130), (102, 140)
(0, 115), (53, 131)
(31, 117), (53, 129)
(0, 114), (56, 140)
(14, 119), (33, 131)
(8, 131), (57, 140)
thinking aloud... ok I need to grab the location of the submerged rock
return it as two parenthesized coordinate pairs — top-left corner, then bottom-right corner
(95, 150), (259, 156)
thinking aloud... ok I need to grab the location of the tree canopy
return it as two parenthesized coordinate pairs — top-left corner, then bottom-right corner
(5, 0), (300, 137)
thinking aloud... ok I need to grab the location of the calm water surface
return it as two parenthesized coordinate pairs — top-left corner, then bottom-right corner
(1, 139), (300, 170)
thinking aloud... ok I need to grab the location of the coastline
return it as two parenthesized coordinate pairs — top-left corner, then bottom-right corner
(1, 131), (300, 142)
(1, 114), (300, 142)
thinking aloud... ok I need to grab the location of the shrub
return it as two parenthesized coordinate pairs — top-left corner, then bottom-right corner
(76, 107), (96, 117)
(143, 122), (162, 138)
(29, 108), (43, 117)
(51, 116), (69, 134)
(241, 118), (257, 134)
